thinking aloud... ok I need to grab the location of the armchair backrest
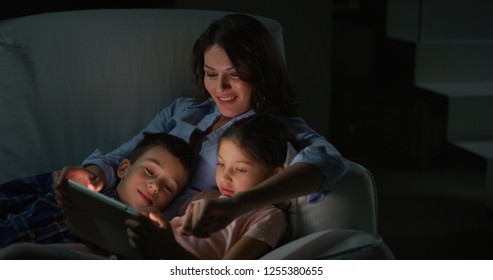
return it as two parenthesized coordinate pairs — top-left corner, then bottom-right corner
(261, 160), (389, 259)
(290, 160), (378, 238)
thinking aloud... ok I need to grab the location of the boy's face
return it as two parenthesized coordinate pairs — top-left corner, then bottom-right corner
(116, 146), (188, 211)
(215, 139), (282, 197)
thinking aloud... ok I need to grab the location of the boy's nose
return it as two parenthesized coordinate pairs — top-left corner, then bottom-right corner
(148, 182), (159, 193)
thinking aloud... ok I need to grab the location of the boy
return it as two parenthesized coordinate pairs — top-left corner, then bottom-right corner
(0, 133), (193, 247)
(55, 133), (193, 212)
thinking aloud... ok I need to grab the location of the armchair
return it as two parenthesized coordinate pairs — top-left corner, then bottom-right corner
(0, 8), (392, 259)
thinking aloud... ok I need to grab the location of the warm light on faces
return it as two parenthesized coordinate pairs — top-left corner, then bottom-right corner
(116, 146), (188, 210)
(216, 139), (282, 197)
(204, 44), (253, 119)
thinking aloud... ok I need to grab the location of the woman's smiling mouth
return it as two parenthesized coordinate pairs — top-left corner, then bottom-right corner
(218, 96), (236, 102)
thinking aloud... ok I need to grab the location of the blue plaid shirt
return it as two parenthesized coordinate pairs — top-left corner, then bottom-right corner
(0, 173), (116, 247)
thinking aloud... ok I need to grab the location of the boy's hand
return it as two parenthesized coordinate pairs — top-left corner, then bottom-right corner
(136, 207), (162, 221)
(52, 166), (104, 210)
(125, 212), (174, 259)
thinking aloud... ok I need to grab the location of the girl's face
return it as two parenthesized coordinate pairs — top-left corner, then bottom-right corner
(216, 139), (282, 197)
(116, 146), (188, 210)
(204, 44), (253, 119)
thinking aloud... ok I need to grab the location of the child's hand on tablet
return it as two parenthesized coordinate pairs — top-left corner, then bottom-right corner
(52, 167), (103, 210)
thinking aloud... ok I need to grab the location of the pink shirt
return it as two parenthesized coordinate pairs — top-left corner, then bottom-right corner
(171, 190), (287, 259)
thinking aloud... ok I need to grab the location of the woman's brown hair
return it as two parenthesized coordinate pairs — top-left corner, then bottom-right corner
(192, 14), (298, 117)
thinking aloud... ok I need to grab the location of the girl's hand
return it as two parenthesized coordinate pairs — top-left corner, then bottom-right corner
(181, 197), (241, 237)
(170, 216), (185, 232)
(52, 166), (104, 210)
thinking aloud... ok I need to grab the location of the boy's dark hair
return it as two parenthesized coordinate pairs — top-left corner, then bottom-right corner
(127, 133), (194, 176)
(219, 113), (297, 170)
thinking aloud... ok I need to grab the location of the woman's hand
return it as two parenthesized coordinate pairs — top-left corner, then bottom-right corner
(181, 163), (324, 237)
(181, 197), (241, 237)
(52, 166), (105, 210)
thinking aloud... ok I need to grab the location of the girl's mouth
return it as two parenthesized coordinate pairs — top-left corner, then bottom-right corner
(220, 187), (234, 197)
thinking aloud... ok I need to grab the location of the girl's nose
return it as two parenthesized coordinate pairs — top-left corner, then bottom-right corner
(222, 168), (233, 182)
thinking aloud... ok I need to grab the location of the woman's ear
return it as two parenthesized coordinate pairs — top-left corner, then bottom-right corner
(117, 159), (130, 179)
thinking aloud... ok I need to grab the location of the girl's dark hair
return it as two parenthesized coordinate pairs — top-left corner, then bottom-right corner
(219, 113), (297, 171)
(220, 113), (296, 244)
(128, 133), (194, 176)
(192, 14), (298, 117)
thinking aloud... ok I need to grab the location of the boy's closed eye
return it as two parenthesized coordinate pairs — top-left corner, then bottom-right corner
(144, 167), (156, 177)
(162, 183), (175, 193)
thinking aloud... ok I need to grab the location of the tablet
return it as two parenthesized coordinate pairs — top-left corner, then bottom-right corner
(65, 179), (143, 259)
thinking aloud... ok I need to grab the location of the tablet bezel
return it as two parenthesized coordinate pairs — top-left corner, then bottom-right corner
(65, 179), (142, 259)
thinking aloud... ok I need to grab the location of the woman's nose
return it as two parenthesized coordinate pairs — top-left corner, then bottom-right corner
(216, 75), (231, 91)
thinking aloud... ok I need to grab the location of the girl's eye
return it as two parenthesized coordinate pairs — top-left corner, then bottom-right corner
(216, 162), (225, 168)
(235, 168), (247, 173)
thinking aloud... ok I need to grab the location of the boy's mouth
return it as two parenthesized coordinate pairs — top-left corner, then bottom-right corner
(138, 189), (153, 205)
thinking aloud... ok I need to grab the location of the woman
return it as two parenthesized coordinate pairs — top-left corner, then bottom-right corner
(53, 13), (348, 238)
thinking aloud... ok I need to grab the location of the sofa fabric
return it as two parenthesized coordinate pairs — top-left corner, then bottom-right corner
(0, 9), (282, 183)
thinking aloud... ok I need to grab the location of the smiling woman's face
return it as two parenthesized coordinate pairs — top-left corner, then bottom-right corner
(203, 44), (253, 119)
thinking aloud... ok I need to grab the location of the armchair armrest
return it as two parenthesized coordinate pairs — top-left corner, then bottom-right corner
(260, 229), (394, 260)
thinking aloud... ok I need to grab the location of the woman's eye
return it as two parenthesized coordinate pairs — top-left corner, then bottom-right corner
(229, 72), (239, 78)
(216, 162), (225, 168)
(205, 72), (217, 78)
